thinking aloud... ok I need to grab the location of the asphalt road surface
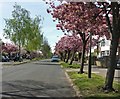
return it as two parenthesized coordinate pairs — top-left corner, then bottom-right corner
(1, 60), (76, 99)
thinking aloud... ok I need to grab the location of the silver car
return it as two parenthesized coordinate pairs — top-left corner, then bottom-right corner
(51, 55), (60, 62)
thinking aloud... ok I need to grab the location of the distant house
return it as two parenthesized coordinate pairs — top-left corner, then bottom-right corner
(98, 37), (111, 58)
(91, 36), (120, 59)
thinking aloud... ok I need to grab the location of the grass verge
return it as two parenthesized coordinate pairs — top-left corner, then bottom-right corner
(67, 71), (120, 99)
(60, 61), (80, 68)
(2, 58), (44, 66)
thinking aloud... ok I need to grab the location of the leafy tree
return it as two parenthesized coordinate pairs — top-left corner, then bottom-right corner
(55, 35), (82, 64)
(46, 0), (120, 92)
(0, 39), (3, 61)
(41, 37), (52, 58)
(97, 2), (120, 92)
(47, 2), (108, 73)
(4, 4), (43, 58)
(4, 4), (31, 57)
(25, 16), (43, 52)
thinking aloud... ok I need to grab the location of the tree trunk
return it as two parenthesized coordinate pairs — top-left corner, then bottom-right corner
(18, 44), (21, 62)
(60, 52), (63, 61)
(103, 2), (120, 91)
(79, 42), (86, 74)
(66, 50), (71, 63)
(69, 51), (76, 65)
(118, 44), (120, 59)
(104, 36), (119, 91)
(97, 42), (99, 56)
(63, 50), (67, 62)
(78, 52), (81, 62)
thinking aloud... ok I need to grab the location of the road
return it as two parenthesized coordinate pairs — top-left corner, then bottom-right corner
(1, 60), (76, 98)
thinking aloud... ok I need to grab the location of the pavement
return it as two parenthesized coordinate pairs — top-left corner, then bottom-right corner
(66, 62), (120, 82)
(1, 59), (31, 66)
(1, 59), (77, 98)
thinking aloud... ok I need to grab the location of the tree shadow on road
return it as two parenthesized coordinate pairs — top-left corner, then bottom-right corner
(1, 80), (78, 99)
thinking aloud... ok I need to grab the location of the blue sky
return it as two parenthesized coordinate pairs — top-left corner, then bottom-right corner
(0, 0), (64, 52)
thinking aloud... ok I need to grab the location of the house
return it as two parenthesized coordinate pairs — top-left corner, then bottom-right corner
(98, 36), (111, 58)
(91, 36), (120, 59)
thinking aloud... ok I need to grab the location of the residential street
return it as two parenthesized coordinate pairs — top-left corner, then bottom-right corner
(1, 60), (76, 98)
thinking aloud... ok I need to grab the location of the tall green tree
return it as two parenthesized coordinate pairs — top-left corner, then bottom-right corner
(25, 16), (43, 52)
(4, 4), (31, 57)
(41, 37), (52, 58)
(4, 4), (43, 57)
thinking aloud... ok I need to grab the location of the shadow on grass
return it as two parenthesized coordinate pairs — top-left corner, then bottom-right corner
(1, 80), (77, 99)
(84, 96), (120, 99)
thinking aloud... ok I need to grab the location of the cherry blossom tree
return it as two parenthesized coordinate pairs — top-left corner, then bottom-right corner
(46, 0), (120, 92)
(97, 2), (120, 92)
(55, 35), (72, 62)
(64, 35), (82, 65)
(55, 34), (82, 64)
(2, 43), (18, 53)
(47, 2), (109, 74)
(54, 36), (68, 61)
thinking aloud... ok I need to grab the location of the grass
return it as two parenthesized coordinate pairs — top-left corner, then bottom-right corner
(67, 72), (120, 99)
(60, 61), (80, 68)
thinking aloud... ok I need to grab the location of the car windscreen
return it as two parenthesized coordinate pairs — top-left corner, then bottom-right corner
(52, 56), (59, 58)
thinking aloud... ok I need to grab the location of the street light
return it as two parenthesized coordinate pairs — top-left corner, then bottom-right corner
(88, 32), (92, 78)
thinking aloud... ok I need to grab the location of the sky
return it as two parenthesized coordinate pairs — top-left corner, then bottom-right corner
(0, 0), (64, 52)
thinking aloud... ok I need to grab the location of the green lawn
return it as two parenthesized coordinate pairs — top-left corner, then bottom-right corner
(68, 72), (120, 99)
(60, 61), (80, 68)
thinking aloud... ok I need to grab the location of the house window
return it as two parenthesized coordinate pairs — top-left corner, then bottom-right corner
(101, 39), (105, 46)
(106, 50), (110, 56)
(101, 51), (105, 56)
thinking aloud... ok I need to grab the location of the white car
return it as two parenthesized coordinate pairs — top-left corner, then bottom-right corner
(51, 55), (60, 62)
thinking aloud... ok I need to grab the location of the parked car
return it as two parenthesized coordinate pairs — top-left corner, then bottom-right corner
(26, 54), (31, 60)
(2, 55), (10, 62)
(51, 55), (60, 62)
(13, 55), (23, 62)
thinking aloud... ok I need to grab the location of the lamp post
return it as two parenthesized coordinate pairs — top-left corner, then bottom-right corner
(88, 32), (92, 78)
